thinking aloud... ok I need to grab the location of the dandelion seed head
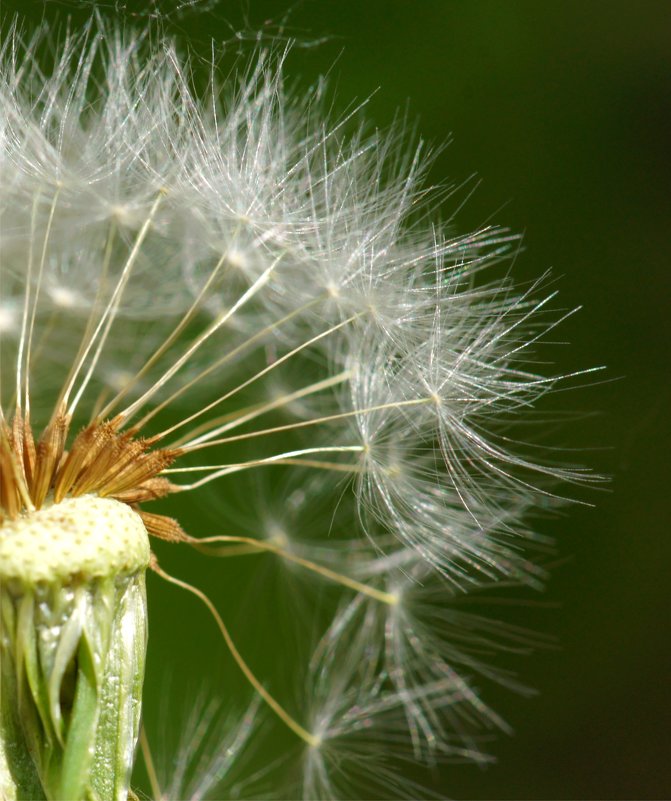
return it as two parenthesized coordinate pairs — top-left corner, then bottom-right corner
(0, 14), (600, 799)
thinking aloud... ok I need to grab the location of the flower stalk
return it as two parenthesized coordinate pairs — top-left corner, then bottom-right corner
(0, 497), (149, 800)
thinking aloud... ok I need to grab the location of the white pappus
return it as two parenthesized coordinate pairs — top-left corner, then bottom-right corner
(0, 16), (600, 801)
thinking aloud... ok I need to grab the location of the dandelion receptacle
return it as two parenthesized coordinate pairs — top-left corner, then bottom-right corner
(0, 16), (599, 801)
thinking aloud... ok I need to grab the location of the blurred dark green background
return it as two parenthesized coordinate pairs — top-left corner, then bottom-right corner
(5, 1), (669, 798)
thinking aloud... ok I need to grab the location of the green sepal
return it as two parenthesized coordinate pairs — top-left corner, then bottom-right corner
(1, 572), (148, 801)
(57, 633), (98, 799)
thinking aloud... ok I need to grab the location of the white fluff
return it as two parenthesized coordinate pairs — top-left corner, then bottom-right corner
(0, 18), (598, 800)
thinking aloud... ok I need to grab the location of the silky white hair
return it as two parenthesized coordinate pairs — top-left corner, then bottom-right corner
(0, 17), (600, 799)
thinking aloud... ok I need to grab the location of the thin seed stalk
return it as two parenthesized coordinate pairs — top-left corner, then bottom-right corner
(0, 496), (150, 800)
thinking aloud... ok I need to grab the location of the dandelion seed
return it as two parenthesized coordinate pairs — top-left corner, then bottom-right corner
(0, 15), (599, 801)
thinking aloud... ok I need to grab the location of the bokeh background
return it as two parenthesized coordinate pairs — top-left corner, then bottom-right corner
(3, 1), (669, 798)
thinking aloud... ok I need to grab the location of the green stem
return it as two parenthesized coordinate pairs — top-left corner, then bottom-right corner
(0, 496), (150, 800)
(0, 574), (147, 800)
